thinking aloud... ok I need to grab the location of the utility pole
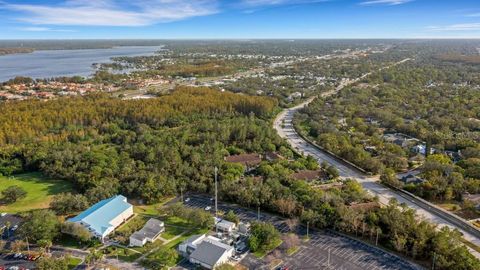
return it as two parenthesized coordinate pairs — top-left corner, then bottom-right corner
(327, 248), (331, 267)
(375, 229), (379, 246)
(306, 221), (309, 239)
(215, 166), (218, 220)
(432, 252), (436, 270)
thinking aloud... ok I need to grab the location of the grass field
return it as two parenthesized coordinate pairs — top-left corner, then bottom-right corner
(67, 257), (82, 270)
(0, 172), (73, 213)
(104, 246), (142, 262)
(133, 196), (175, 216)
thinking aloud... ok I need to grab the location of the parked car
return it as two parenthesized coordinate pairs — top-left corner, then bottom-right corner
(13, 253), (22, 259)
(3, 254), (14, 260)
(205, 206), (212, 211)
(185, 197), (190, 202)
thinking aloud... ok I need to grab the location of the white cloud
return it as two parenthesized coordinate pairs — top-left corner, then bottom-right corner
(466, 13), (480, 17)
(427, 23), (480, 31)
(240, 0), (327, 7)
(17, 27), (75, 32)
(360, 0), (413, 6)
(2, 0), (219, 27)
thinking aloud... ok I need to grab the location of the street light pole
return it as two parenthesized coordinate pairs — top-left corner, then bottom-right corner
(215, 166), (218, 220)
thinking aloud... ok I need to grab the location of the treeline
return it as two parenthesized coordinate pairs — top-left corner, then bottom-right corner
(0, 86), (276, 146)
(0, 87), (280, 202)
(0, 48), (34, 56)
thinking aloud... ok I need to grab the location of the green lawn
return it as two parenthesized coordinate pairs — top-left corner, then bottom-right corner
(161, 226), (185, 240)
(164, 216), (193, 228)
(253, 239), (283, 258)
(0, 172), (73, 213)
(131, 239), (164, 253)
(104, 246), (142, 262)
(133, 196), (175, 216)
(67, 257), (82, 270)
(287, 246), (300, 256)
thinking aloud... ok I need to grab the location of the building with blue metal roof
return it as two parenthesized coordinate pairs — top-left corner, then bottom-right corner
(67, 195), (134, 240)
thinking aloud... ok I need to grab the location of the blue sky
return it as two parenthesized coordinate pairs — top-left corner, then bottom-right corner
(0, 0), (479, 39)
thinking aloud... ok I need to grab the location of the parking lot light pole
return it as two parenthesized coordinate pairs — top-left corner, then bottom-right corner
(306, 221), (309, 239)
(327, 248), (331, 267)
(25, 237), (30, 253)
(215, 166), (218, 219)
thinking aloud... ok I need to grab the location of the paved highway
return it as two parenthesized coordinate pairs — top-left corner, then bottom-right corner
(273, 59), (480, 258)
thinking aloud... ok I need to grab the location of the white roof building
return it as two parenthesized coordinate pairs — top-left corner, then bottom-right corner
(178, 234), (234, 270)
(129, 218), (164, 247)
(216, 219), (236, 234)
(67, 195), (133, 240)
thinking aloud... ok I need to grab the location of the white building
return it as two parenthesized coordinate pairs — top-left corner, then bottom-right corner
(67, 195), (133, 241)
(129, 218), (164, 247)
(216, 219), (236, 234)
(178, 234), (234, 269)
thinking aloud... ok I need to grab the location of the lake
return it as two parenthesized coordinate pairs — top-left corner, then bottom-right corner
(0, 46), (162, 82)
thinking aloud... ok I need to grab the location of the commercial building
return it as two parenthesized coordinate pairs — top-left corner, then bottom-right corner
(67, 195), (133, 241)
(178, 234), (234, 269)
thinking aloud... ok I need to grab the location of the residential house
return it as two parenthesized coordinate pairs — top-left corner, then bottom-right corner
(67, 195), (134, 241)
(265, 151), (284, 162)
(129, 218), (164, 247)
(400, 174), (425, 185)
(291, 170), (327, 182)
(224, 153), (262, 171)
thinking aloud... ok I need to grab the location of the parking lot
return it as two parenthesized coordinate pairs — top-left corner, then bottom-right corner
(179, 194), (422, 270)
(0, 254), (35, 270)
(281, 230), (418, 270)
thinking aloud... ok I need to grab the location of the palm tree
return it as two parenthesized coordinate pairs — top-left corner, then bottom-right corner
(37, 239), (52, 255)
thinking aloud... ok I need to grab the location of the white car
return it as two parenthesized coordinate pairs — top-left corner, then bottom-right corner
(205, 206), (212, 211)
(185, 198), (190, 202)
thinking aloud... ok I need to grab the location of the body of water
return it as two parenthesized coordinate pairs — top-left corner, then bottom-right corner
(0, 46), (162, 82)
